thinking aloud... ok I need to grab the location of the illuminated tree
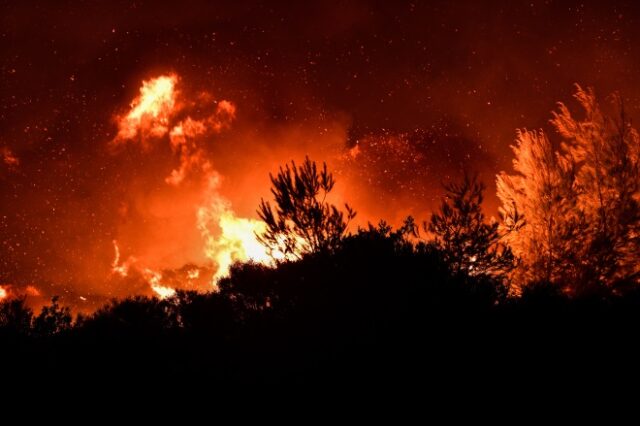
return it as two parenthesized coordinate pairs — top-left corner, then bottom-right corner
(498, 85), (640, 293)
(552, 86), (640, 287)
(496, 129), (584, 290)
(257, 157), (356, 258)
(428, 174), (513, 278)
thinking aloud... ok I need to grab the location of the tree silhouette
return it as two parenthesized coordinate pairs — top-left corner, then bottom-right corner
(0, 296), (33, 335)
(257, 156), (356, 258)
(428, 174), (513, 279)
(33, 296), (73, 336)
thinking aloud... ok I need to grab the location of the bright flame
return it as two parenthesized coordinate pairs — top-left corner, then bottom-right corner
(210, 211), (271, 281)
(114, 74), (178, 143)
(109, 72), (278, 294)
(195, 173), (279, 285)
(0, 286), (7, 301)
(143, 268), (176, 299)
(151, 284), (176, 299)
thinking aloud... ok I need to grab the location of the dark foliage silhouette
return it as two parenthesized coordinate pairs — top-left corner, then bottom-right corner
(428, 173), (514, 280)
(0, 296), (33, 336)
(257, 156), (356, 258)
(2, 148), (640, 402)
(33, 296), (73, 336)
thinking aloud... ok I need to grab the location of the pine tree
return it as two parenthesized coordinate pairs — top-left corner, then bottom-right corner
(428, 174), (513, 278)
(257, 157), (356, 259)
(551, 85), (640, 288)
(496, 129), (584, 291)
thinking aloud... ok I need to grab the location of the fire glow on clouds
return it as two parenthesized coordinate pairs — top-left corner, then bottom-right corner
(109, 73), (277, 298)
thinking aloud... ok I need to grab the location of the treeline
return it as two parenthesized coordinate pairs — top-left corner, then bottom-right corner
(3, 86), (640, 393)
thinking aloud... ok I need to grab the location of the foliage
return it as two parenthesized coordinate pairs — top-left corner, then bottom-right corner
(498, 85), (640, 293)
(428, 173), (513, 279)
(33, 296), (73, 336)
(497, 129), (583, 290)
(257, 156), (356, 258)
(0, 296), (33, 335)
(552, 86), (640, 288)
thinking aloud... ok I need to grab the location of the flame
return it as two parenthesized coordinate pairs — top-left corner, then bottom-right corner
(111, 240), (135, 277)
(206, 211), (271, 282)
(0, 286), (7, 301)
(166, 118), (209, 185)
(151, 285), (176, 299)
(114, 74), (178, 143)
(195, 173), (283, 285)
(143, 268), (176, 299)
(109, 72), (281, 294)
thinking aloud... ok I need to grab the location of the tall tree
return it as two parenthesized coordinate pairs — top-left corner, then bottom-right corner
(428, 174), (513, 278)
(551, 85), (640, 287)
(257, 157), (356, 258)
(498, 85), (640, 293)
(496, 129), (584, 290)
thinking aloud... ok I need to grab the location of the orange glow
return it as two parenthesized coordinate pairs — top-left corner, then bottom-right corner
(195, 175), (268, 285)
(111, 73), (272, 288)
(0, 286), (7, 301)
(7, 72), (348, 311)
(151, 284), (176, 299)
(25, 285), (40, 297)
(114, 74), (178, 143)
(143, 268), (176, 299)
(111, 240), (135, 277)
(2, 147), (19, 167)
(200, 209), (271, 283)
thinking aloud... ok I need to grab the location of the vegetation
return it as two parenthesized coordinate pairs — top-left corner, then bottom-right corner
(257, 156), (356, 258)
(3, 86), (640, 396)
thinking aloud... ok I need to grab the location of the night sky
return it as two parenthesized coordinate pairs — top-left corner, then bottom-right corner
(2, 0), (640, 309)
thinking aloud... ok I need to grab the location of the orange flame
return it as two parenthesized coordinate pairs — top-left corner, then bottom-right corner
(111, 240), (135, 277)
(0, 286), (7, 301)
(114, 74), (178, 143)
(109, 72), (282, 294)
(143, 268), (176, 299)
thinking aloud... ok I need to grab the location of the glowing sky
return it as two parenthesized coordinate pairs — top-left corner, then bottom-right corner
(2, 0), (640, 310)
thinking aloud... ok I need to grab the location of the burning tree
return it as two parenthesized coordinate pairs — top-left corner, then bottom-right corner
(552, 86), (640, 288)
(257, 157), (356, 258)
(497, 129), (582, 290)
(428, 174), (513, 278)
(497, 85), (640, 293)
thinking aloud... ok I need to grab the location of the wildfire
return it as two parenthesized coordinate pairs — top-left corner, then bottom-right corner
(0, 286), (7, 301)
(202, 210), (272, 282)
(143, 268), (176, 299)
(108, 72), (283, 294)
(114, 74), (178, 143)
